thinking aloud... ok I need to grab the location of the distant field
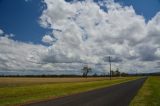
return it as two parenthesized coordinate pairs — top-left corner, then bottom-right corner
(0, 77), (139, 106)
(0, 77), (111, 87)
(130, 76), (160, 106)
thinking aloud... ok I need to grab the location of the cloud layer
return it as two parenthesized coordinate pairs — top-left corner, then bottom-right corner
(1, 0), (160, 75)
(39, 0), (160, 73)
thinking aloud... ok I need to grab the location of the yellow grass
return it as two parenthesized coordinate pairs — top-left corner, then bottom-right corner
(0, 77), (139, 106)
(0, 77), (113, 87)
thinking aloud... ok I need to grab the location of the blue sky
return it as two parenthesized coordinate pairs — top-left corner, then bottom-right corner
(0, 0), (160, 44)
(0, 0), (50, 43)
(114, 0), (160, 21)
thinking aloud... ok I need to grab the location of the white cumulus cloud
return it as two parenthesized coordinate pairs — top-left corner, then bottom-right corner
(42, 35), (56, 44)
(1, 0), (160, 75)
(39, 0), (160, 73)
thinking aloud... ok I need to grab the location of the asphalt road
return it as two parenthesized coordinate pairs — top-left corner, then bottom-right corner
(24, 77), (146, 106)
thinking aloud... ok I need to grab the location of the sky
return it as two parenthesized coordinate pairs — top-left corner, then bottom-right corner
(0, 0), (160, 75)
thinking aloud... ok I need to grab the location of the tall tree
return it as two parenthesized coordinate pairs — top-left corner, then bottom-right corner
(82, 65), (92, 77)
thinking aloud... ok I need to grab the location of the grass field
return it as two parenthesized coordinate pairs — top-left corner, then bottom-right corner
(130, 76), (160, 106)
(0, 77), (112, 87)
(0, 77), (138, 106)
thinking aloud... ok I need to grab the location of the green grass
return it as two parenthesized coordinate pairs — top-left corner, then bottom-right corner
(0, 77), (139, 106)
(130, 76), (160, 106)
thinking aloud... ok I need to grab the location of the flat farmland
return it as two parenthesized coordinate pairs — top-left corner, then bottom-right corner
(0, 77), (139, 106)
(0, 77), (112, 87)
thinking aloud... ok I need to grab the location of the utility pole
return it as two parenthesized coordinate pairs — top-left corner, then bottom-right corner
(109, 56), (112, 80)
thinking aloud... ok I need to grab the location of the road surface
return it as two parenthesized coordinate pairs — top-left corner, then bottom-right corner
(23, 77), (146, 106)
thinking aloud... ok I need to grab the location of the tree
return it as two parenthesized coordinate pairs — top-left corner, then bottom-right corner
(93, 73), (98, 77)
(115, 68), (120, 77)
(82, 65), (92, 77)
(111, 70), (115, 76)
(121, 72), (128, 77)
